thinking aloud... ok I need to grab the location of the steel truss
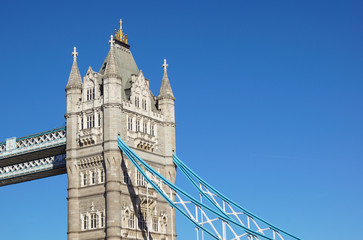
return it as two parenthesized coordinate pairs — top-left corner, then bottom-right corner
(118, 137), (300, 240)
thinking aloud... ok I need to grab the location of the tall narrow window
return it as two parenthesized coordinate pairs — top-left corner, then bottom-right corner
(99, 169), (104, 183)
(83, 173), (87, 186)
(86, 114), (95, 129)
(123, 170), (130, 185)
(136, 120), (140, 132)
(100, 212), (105, 227)
(128, 213), (135, 228)
(81, 117), (84, 130)
(87, 88), (95, 101)
(150, 125), (154, 136)
(139, 213), (146, 230)
(136, 171), (146, 186)
(135, 96), (139, 108)
(91, 171), (95, 185)
(153, 218), (158, 232)
(142, 99), (147, 110)
(90, 213), (97, 229)
(128, 117), (133, 130)
(83, 215), (88, 230)
(143, 122), (147, 134)
(98, 113), (101, 127)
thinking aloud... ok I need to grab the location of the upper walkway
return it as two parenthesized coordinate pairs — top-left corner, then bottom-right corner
(0, 127), (66, 167)
(0, 127), (67, 186)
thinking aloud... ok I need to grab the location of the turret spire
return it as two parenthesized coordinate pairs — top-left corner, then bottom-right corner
(66, 47), (82, 90)
(104, 35), (121, 79)
(158, 59), (175, 100)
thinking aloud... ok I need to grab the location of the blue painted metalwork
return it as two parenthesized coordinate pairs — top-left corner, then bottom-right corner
(118, 136), (301, 240)
(0, 127), (66, 159)
(0, 154), (66, 181)
(173, 153), (301, 240)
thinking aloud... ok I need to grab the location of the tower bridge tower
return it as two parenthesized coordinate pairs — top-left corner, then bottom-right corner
(65, 21), (176, 240)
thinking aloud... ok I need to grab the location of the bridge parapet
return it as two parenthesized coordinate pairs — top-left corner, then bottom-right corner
(0, 127), (66, 167)
(0, 127), (66, 156)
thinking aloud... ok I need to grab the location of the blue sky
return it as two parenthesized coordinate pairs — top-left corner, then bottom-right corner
(0, 0), (362, 239)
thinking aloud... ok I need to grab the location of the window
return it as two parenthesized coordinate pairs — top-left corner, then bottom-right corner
(99, 169), (104, 183)
(98, 113), (101, 127)
(82, 173), (87, 186)
(142, 99), (147, 110)
(143, 122), (147, 134)
(100, 212), (105, 227)
(128, 213), (135, 228)
(128, 117), (133, 131)
(136, 171), (146, 187)
(86, 88), (95, 101)
(81, 117), (84, 130)
(91, 171), (95, 185)
(139, 214), (146, 230)
(136, 120), (140, 132)
(83, 215), (88, 230)
(153, 218), (158, 232)
(90, 213), (97, 229)
(135, 96), (139, 108)
(86, 114), (95, 129)
(150, 125), (154, 136)
(123, 170), (130, 185)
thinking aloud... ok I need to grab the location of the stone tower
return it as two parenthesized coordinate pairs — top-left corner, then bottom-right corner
(65, 21), (177, 240)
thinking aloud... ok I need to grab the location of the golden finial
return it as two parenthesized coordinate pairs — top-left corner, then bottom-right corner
(114, 19), (128, 44)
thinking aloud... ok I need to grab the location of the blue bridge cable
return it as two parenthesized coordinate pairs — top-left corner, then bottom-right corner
(172, 153), (301, 240)
(118, 136), (278, 240)
(118, 138), (221, 240)
(118, 138), (265, 240)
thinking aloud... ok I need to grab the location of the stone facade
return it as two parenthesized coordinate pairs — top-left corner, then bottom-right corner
(65, 23), (176, 240)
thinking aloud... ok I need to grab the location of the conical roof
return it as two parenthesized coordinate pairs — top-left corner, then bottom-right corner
(103, 43), (121, 79)
(158, 60), (175, 100)
(66, 48), (82, 90)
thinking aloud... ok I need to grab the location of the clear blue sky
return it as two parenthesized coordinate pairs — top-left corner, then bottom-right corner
(0, 0), (362, 239)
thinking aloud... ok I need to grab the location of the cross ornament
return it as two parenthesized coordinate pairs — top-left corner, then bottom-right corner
(109, 35), (115, 47)
(162, 59), (168, 72)
(72, 47), (78, 61)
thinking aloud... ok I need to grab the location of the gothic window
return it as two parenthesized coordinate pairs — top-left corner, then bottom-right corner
(136, 120), (140, 132)
(86, 88), (95, 101)
(98, 113), (101, 127)
(142, 99), (147, 110)
(82, 215), (88, 230)
(99, 169), (104, 183)
(91, 171), (95, 185)
(143, 122), (147, 134)
(136, 170), (146, 187)
(123, 169), (130, 185)
(86, 114), (95, 129)
(135, 96), (139, 108)
(128, 117), (133, 131)
(150, 125), (154, 136)
(82, 173), (87, 186)
(90, 213), (97, 229)
(100, 212), (105, 228)
(128, 213), (135, 228)
(152, 218), (158, 232)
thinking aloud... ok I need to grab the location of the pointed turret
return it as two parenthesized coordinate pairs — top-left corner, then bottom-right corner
(66, 47), (83, 90)
(158, 59), (175, 101)
(103, 35), (121, 80)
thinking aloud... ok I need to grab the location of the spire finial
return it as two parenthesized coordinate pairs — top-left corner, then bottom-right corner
(109, 35), (115, 47)
(114, 19), (128, 44)
(162, 59), (168, 72)
(72, 46), (78, 61)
